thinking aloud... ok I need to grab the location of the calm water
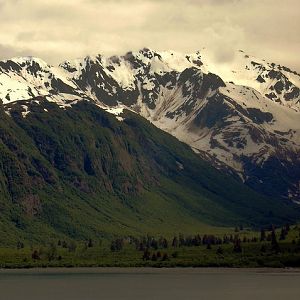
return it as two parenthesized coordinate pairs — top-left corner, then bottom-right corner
(0, 268), (300, 300)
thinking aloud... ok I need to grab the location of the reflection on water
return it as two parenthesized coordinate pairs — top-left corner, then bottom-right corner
(0, 268), (299, 300)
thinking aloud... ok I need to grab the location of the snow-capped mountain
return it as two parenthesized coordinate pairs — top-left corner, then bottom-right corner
(1, 48), (299, 201)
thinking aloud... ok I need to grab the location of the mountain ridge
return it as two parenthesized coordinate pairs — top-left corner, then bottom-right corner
(1, 48), (299, 202)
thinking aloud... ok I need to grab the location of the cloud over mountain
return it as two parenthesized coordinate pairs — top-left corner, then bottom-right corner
(0, 0), (299, 72)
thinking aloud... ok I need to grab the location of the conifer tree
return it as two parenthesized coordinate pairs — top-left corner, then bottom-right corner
(271, 228), (280, 252)
(88, 238), (93, 247)
(260, 228), (266, 241)
(162, 253), (169, 261)
(142, 248), (151, 261)
(172, 236), (179, 248)
(233, 238), (242, 253)
(151, 253), (157, 261)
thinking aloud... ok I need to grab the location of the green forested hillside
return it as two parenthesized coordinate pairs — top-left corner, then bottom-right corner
(0, 100), (299, 246)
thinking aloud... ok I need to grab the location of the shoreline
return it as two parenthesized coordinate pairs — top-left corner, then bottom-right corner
(1, 267), (300, 274)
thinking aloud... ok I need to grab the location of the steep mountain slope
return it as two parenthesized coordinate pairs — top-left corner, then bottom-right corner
(0, 100), (299, 245)
(0, 48), (299, 202)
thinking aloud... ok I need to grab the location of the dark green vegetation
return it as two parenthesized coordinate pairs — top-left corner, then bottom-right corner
(1, 225), (300, 268)
(0, 99), (300, 246)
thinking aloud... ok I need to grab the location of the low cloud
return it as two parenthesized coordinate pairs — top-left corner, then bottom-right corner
(0, 0), (299, 71)
(0, 43), (32, 59)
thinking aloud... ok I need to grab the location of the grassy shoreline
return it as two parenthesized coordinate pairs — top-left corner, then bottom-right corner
(1, 225), (300, 269)
(1, 267), (300, 272)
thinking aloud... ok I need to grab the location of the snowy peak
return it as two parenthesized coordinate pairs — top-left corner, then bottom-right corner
(1, 48), (300, 201)
(201, 49), (300, 111)
(121, 48), (203, 74)
(2, 48), (299, 111)
(0, 56), (80, 105)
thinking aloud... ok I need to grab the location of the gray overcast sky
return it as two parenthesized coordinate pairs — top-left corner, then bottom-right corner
(0, 0), (299, 71)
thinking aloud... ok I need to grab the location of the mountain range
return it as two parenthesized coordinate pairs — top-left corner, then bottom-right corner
(0, 48), (299, 244)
